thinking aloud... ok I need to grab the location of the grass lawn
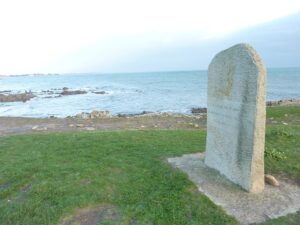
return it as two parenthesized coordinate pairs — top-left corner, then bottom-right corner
(0, 106), (299, 225)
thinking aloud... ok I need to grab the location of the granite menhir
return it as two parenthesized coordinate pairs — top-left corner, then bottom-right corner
(205, 43), (266, 193)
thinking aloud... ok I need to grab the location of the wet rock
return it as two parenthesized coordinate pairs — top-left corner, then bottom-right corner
(117, 111), (153, 117)
(61, 89), (87, 95)
(265, 174), (280, 186)
(0, 91), (35, 102)
(42, 90), (54, 94)
(191, 107), (207, 114)
(0, 90), (12, 93)
(93, 91), (106, 94)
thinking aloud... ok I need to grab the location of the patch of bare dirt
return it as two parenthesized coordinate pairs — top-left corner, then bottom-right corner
(60, 204), (120, 225)
(0, 114), (206, 136)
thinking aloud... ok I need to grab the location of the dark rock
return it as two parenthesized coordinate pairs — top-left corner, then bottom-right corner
(93, 91), (106, 94)
(44, 90), (54, 94)
(191, 108), (207, 114)
(117, 111), (152, 117)
(0, 90), (12, 93)
(61, 90), (87, 95)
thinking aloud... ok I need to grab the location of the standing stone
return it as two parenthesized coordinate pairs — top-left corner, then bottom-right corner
(205, 43), (266, 193)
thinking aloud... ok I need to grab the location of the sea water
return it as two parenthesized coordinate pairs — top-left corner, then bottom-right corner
(0, 68), (299, 117)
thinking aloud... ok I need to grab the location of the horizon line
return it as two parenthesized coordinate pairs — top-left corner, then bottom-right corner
(1, 66), (300, 76)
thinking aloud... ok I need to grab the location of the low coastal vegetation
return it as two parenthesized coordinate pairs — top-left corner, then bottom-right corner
(0, 106), (299, 225)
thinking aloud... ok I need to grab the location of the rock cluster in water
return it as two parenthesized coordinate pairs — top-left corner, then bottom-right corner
(60, 87), (87, 95)
(0, 87), (109, 103)
(0, 91), (35, 102)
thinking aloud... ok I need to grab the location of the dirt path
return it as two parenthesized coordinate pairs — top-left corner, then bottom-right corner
(0, 114), (206, 136)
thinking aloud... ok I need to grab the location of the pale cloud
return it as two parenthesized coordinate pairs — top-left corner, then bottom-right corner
(0, 0), (300, 74)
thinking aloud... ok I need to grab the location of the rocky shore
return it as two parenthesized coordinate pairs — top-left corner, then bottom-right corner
(266, 98), (300, 106)
(0, 101), (299, 136)
(72, 109), (207, 120)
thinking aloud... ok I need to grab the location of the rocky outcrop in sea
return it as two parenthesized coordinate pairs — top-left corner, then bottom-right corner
(0, 91), (35, 102)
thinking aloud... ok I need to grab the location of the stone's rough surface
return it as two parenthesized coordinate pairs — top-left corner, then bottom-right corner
(168, 153), (300, 225)
(205, 43), (266, 193)
(265, 174), (280, 187)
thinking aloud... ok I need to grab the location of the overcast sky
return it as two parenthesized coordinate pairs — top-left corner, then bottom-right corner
(0, 0), (300, 74)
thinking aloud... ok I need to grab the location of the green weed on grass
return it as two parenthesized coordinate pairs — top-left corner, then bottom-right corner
(265, 147), (287, 160)
(264, 125), (300, 180)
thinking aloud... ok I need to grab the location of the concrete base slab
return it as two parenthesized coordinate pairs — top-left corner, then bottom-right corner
(167, 153), (300, 225)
